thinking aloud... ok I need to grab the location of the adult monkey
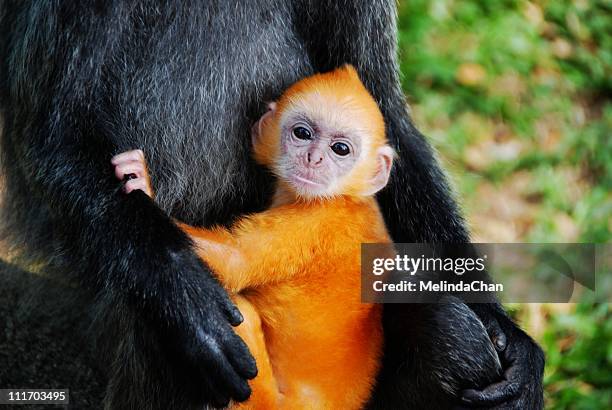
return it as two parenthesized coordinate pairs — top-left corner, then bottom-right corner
(0, 1), (544, 409)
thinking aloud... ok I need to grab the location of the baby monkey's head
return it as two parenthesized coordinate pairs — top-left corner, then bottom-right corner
(252, 65), (394, 199)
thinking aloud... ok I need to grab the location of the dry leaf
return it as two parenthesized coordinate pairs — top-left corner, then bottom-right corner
(524, 2), (544, 28)
(552, 38), (573, 59)
(491, 140), (523, 161)
(554, 212), (580, 241)
(558, 334), (576, 351)
(464, 143), (493, 171)
(456, 62), (486, 86)
(536, 119), (562, 153)
(471, 216), (520, 242)
(533, 65), (561, 86)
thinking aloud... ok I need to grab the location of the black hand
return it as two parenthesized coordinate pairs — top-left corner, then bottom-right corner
(111, 191), (258, 407)
(479, 310), (509, 353)
(459, 313), (544, 409)
(143, 240), (258, 408)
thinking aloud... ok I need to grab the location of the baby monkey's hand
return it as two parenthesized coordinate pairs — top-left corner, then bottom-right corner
(111, 149), (154, 198)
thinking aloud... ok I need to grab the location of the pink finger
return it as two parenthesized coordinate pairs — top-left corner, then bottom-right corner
(114, 161), (146, 180)
(111, 149), (145, 165)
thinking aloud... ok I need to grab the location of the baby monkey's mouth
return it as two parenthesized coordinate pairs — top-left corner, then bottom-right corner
(287, 168), (331, 195)
(291, 174), (324, 187)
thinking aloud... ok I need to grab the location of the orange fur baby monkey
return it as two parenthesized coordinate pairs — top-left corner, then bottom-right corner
(112, 66), (394, 409)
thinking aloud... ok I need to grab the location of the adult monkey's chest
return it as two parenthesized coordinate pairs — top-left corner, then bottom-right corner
(103, 0), (314, 226)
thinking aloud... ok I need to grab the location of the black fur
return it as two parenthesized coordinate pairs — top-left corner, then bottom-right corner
(0, 1), (544, 409)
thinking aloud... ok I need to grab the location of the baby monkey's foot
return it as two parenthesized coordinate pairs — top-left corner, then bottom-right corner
(111, 149), (154, 198)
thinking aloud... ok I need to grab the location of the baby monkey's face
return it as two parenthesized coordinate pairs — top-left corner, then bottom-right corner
(253, 101), (364, 198)
(281, 115), (361, 198)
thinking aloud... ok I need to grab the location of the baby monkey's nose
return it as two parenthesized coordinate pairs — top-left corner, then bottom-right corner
(307, 151), (324, 166)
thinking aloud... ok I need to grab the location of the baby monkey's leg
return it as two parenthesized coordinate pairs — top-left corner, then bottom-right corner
(232, 296), (281, 409)
(111, 149), (154, 197)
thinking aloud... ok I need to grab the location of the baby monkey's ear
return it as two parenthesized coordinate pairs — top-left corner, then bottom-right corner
(363, 145), (395, 196)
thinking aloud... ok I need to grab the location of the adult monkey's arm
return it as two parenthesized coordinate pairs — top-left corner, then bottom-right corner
(0, 2), (256, 408)
(297, 0), (545, 408)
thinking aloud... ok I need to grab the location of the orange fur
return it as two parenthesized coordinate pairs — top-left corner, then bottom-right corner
(184, 197), (389, 409)
(174, 66), (391, 409)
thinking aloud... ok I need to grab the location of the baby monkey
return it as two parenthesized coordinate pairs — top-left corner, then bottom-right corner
(112, 66), (394, 409)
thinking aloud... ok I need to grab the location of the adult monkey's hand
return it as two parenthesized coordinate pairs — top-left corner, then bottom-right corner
(149, 247), (258, 407)
(105, 190), (258, 408)
(112, 153), (258, 407)
(458, 305), (545, 409)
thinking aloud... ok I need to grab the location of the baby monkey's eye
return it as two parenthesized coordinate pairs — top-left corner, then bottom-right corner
(293, 126), (312, 140)
(331, 142), (350, 156)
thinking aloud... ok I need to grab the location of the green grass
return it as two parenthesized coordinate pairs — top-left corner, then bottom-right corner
(396, 1), (611, 408)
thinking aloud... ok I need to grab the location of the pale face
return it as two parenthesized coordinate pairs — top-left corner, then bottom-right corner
(252, 99), (394, 199)
(275, 110), (362, 198)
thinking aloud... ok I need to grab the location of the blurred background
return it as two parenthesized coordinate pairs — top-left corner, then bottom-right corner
(395, 0), (610, 408)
